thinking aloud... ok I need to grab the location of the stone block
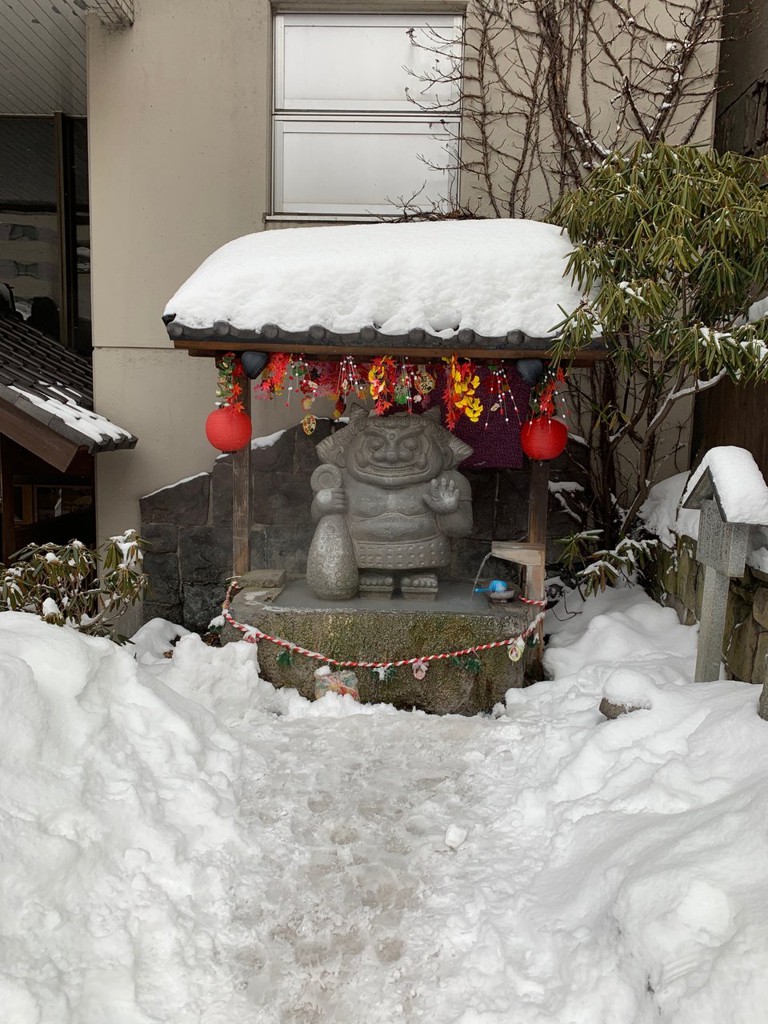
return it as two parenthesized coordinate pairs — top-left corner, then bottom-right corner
(182, 583), (226, 633)
(264, 524), (316, 576)
(140, 473), (210, 526)
(211, 456), (233, 525)
(250, 428), (294, 473)
(178, 525), (232, 584)
(142, 600), (183, 626)
(665, 593), (695, 627)
(725, 610), (759, 682)
(759, 680), (768, 720)
(143, 550), (180, 605)
(141, 523), (178, 554)
(751, 631), (768, 686)
(249, 526), (268, 570)
(753, 587), (768, 630)
(678, 543), (699, 616)
(599, 698), (646, 719)
(222, 584), (536, 715)
(293, 420), (331, 473)
(251, 471), (314, 527)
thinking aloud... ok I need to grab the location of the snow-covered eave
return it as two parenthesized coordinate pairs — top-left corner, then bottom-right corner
(164, 318), (607, 362)
(0, 382), (137, 460)
(163, 219), (607, 363)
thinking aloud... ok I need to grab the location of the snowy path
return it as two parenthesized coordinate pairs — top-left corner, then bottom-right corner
(2, 588), (768, 1023)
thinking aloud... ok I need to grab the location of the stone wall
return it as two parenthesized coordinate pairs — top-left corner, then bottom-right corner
(648, 537), (768, 684)
(140, 421), (573, 632)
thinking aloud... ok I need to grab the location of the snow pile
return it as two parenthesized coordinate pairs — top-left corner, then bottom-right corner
(3, 588), (768, 1022)
(164, 219), (586, 339)
(638, 471), (701, 546)
(640, 459), (768, 571)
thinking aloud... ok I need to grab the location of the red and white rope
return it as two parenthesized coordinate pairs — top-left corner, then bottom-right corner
(222, 583), (545, 670)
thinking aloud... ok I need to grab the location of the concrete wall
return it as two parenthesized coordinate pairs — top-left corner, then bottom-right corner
(87, 0), (721, 554)
(88, 0), (272, 542)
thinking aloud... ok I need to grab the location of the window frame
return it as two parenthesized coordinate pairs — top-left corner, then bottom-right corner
(271, 12), (464, 219)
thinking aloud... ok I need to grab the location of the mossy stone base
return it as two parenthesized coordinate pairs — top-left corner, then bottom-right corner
(222, 581), (537, 715)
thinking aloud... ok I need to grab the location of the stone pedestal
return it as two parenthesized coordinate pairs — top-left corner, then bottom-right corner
(221, 581), (536, 715)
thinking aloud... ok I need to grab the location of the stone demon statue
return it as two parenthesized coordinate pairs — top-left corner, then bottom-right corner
(306, 407), (473, 600)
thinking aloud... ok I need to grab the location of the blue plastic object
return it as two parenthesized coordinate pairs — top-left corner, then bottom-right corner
(474, 579), (509, 593)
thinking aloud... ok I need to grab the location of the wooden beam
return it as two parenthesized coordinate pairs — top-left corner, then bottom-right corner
(174, 338), (607, 365)
(1, 435), (17, 563)
(0, 399), (82, 473)
(232, 384), (252, 577)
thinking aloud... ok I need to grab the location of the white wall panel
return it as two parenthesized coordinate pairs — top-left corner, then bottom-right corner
(274, 118), (458, 215)
(275, 14), (462, 113)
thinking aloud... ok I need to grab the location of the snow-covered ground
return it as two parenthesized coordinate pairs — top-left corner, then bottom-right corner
(2, 586), (768, 1023)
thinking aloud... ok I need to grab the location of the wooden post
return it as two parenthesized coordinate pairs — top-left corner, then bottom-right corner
(232, 382), (252, 577)
(1, 436), (17, 563)
(526, 459), (549, 601)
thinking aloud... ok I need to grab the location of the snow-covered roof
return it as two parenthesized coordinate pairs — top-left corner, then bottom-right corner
(682, 447), (768, 525)
(0, 315), (137, 456)
(164, 219), (596, 353)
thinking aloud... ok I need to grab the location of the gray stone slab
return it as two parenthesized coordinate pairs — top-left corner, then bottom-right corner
(182, 583), (226, 633)
(143, 550), (181, 605)
(142, 600), (183, 626)
(140, 473), (210, 526)
(250, 429), (295, 473)
(293, 420), (332, 473)
(695, 565), (730, 681)
(248, 526), (268, 570)
(753, 587), (768, 630)
(696, 499), (749, 577)
(141, 523), (178, 554)
(251, 471), (314, 527)
(264, 524), (316, 576)
(211, 456), (233, 524)
(178, 525), (232, 584)
(222, 580), (537, 715)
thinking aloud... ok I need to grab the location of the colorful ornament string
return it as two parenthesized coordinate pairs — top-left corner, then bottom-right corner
(215, 353), (246, 412)
(222, 582), (545, 673)
(255, 352), (543, 431)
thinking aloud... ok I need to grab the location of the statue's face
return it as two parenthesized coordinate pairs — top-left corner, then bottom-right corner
(346, 421), (445, 487)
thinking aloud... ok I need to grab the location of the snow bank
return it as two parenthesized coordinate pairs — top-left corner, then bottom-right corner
(164, 219), (586, 339)
(2, 587), (768, 1022)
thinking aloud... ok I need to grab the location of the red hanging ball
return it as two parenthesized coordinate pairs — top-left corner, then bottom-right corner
(520, 416), (568, 461)
(205, 405), (252, 453)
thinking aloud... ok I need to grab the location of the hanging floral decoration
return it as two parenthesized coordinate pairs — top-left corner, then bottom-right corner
(443, 356), (482, 429)
(485, 365), (524, 429)
(251, 352), (558, 437)
(337, 356), (368, 400)
(368, 355), (397, 415)
(215, 352), (246, 411)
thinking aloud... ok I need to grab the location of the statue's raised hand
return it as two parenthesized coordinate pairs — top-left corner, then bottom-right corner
(314, 486), (347, 515)
(423, 476), (460, 514)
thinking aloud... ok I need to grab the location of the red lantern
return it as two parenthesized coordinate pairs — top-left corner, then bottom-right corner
(520, 416), (568, 461)
(205, 405), (252, 453)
